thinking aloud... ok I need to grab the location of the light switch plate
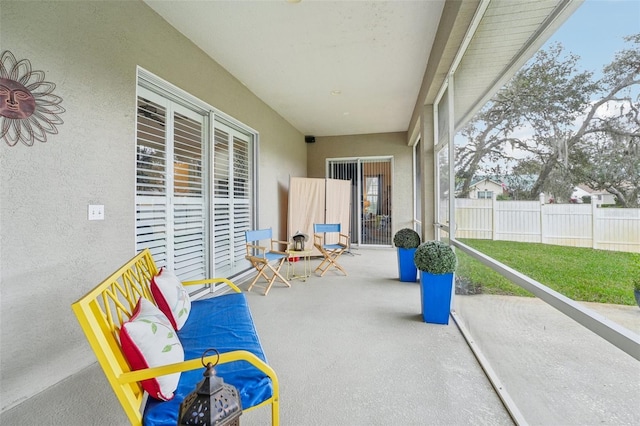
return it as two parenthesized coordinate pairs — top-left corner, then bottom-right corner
(88, 204), (105, 221)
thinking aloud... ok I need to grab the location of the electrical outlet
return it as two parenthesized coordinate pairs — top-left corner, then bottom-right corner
(88, 204), (105, 221)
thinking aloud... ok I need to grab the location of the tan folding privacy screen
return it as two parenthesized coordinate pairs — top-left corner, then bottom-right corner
(287, 177), (351, 256)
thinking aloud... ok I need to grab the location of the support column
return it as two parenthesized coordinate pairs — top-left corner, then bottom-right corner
(421, 104), (435, 241)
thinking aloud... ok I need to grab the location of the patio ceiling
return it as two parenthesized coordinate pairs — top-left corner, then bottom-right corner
(143, 0), (580, 139)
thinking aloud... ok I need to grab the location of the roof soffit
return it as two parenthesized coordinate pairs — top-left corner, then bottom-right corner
(409, 0), (582, 144)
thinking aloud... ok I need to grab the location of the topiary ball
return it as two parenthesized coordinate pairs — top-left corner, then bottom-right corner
(414, 240), (457, 274)
(393, 228), (421, 249)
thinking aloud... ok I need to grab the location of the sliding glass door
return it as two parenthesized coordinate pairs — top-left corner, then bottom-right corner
(136, 70), (257, 288)
(328, 157), (393, 246)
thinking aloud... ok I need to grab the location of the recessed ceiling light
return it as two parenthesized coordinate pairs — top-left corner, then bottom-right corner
(331, 90), (342, 95)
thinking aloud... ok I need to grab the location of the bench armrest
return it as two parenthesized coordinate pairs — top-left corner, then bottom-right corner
(119, 350), (278, 387)
(181, 277), (242, 293)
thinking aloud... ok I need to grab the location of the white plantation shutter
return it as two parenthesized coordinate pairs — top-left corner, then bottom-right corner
(136, 91), (169, 265)
(136, 71), (257, 285)
(213, 126), (231, 275)
(136, 87), (208, 282)
(172, 110), (206, 281)
(213, 121), (253, 276)
(232, 135), (252, 268)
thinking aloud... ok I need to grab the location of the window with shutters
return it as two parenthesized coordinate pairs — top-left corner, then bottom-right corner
(136, 86), (208, 282)
(136, 71), (255, 283)
(212, 121), (253, 276)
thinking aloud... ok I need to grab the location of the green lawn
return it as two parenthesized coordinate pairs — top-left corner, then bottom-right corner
(456, 239), (640, 306)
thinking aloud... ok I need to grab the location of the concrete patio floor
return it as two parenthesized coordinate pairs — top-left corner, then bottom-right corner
(2, 247), (638, 425)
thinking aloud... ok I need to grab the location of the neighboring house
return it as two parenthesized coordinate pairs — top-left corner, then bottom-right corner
(591, 191), (616, 205)
(467, 177), (505, 199)
(570, 185), (590, 203)
(572, 185), (616, 205)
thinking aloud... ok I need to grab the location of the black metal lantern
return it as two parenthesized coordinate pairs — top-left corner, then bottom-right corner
(179, 349), (242, 426)
(292, 231), (308, 251)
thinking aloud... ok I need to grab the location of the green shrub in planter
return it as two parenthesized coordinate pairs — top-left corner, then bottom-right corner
(393, 228), (421, 282)
(414, 240), (457, 274)
(393, 228), (421, 249)
(415, 240), (457, 324)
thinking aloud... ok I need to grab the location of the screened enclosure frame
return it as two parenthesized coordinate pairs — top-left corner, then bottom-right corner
(419, 3), (640, 423)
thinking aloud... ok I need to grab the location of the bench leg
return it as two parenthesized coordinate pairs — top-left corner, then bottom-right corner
(272, 396), (280, 426)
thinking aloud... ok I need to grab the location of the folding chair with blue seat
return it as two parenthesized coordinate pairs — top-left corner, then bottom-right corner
(245, 228), (291, 295)
(313, 223), (349, 276)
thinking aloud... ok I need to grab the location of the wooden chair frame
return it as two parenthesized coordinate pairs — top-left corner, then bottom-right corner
(313, 223), (349, 276)
(245, 228), (291, 295)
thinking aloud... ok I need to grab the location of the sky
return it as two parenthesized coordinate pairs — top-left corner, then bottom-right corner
(455, 0), (639, 176)
(546, 0), (640, 77)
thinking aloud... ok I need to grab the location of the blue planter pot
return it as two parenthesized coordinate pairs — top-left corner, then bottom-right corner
(397, 248), (418, 282)
(419, 271), (454, 324)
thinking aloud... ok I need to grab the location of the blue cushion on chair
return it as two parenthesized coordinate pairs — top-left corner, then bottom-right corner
(264, 252), (285, 261)
(324, 243), (343, 250)
(143, 293), (273, 425)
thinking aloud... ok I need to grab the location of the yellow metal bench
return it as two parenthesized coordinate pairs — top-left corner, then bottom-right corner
(72, 248), (279, 425)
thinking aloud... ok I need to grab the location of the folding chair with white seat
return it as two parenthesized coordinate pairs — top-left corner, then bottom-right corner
(313, 223), (349, 276)
(245, 228), (291, 295)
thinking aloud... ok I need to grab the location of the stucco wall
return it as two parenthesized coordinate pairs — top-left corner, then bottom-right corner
(306, 132), (415, 234)
(0, 0), (305, 410)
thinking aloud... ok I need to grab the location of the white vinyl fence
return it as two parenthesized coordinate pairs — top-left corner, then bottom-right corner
(454, 198), (640, 253)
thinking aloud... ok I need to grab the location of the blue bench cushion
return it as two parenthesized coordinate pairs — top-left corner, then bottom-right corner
(143, 293), (273, 425)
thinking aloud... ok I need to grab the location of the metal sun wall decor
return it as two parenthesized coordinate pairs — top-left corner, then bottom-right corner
(0, 50), (65, 147)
